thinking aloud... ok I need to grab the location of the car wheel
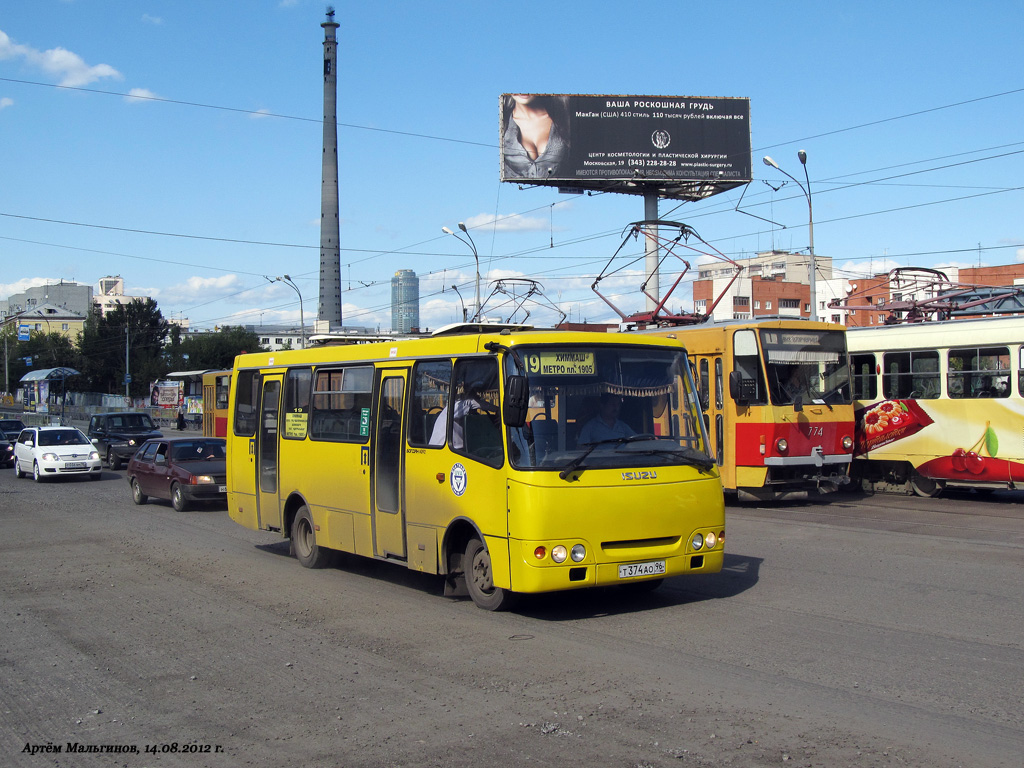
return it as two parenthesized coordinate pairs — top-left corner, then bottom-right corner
(33, 461), (44, 483)
(14, 458), (25, 479)
(465, 537), (517, 611)
(290, 505), (334, 568)
(171, 483), (188, 511)
(107, 449), (122, 470)
(131, 478), (148, 505)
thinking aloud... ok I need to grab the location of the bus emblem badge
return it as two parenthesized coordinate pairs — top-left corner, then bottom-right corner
(450, 463), (468, 496)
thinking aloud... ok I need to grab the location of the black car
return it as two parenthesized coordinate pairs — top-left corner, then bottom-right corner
(87, 412), (163, 470)
(0, 418), (27, 442)
(0, 436), (14, 468)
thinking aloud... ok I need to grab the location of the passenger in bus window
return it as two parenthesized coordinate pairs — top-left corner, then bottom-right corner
(429, 381), (497, 449)
(577, 393), (635, 444)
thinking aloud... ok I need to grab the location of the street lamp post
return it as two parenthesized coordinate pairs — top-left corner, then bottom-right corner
(442, 223), (481, 322)
(268, 275), (305, 348)
(763, 152), (816, 320)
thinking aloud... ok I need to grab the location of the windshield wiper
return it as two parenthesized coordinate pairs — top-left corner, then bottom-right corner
(630, 444), (716, 474)
(558, 434), (656, 480)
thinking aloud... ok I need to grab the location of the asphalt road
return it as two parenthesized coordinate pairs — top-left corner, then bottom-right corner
(1, 469), (1022, 768)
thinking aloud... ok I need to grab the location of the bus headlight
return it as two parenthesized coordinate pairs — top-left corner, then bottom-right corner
(570, 544), (586, 562)
(775, 438), (789, 454)
(691, 532), (704, 550)
(704, 532), (717, 549)
(842, 435), (854, 451)
(551, 545), (568, 563)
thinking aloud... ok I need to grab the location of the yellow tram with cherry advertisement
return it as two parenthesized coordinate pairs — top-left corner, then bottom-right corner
(644, 318), (856, 501)
(226, 324), (724, 610)
(847, 316), (1024, 496)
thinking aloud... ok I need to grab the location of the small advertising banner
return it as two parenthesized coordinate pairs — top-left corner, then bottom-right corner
(150, 380), (184, 408)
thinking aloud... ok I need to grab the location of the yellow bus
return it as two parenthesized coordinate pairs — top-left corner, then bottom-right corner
(847, 315), (1024, 496)
(226, 324), (724, 610)
(644, 318), (855, 501)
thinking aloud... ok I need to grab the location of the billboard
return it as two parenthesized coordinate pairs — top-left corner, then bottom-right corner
(500, 94), (751, 200)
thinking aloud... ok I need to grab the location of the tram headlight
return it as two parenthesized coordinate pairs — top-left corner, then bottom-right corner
(691, 532), (705, 550)
(842, 435), (854, 451)
(775, 438), (789, 454)
(570, 544), (586, 562)
(551, 545), (568, 563)
(704, 532), (717, 549)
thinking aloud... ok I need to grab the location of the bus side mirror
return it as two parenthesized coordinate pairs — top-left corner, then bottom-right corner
(729, 371), (757, 402)
(503, 375), (529, 428)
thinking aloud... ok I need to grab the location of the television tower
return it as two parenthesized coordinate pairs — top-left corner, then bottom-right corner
(318, 7), (342, 329)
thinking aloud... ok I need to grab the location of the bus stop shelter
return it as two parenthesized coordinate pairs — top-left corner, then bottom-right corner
(20, 367), (81, 422)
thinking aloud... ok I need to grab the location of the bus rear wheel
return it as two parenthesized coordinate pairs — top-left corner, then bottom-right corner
(465, 537), (517, 611)
(291, 506), (334, 569)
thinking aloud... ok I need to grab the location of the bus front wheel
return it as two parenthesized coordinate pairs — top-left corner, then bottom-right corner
(291, 506), (334, 569)
(465, 537), (517, 611)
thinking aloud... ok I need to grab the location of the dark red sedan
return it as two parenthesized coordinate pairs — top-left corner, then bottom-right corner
(126, 438), (227, 511)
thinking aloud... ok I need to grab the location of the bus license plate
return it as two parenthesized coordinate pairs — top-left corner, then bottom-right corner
(618, 560), (666, 579)
(218, 485), (227, 493)
(65, 462), (86, 469)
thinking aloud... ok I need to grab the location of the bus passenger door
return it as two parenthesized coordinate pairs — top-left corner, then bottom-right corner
(256, 376), (283, 531)
(372, 371), (407, 559)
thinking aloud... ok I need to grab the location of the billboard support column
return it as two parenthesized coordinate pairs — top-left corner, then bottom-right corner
(644, 192), (660, 311)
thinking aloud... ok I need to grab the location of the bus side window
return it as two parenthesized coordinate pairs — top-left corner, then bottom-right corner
(699, 359), (710, 411)
(850, 353), (877, 401)
(451, 358), (502, 467)
(409, 360), (452, 448)
(233, 370), (260, 437)
(283, 367), (312, 440)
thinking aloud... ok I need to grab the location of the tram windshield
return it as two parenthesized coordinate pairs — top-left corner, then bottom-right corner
(761, 329), (851, 407)
(505, 345), (713, 472)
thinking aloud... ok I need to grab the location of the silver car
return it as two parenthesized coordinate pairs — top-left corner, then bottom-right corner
(13, 426), (103, 482)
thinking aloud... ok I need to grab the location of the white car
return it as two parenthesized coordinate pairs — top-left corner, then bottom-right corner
(13, 426), (103, 482)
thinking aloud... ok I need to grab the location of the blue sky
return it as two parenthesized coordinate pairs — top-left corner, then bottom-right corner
(1, 0), (1022, 332)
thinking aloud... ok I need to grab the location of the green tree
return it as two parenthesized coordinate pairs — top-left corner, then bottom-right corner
(1, 327), (79, 395)
(178, 326), (264, 370)
(78, 299), (168, 397)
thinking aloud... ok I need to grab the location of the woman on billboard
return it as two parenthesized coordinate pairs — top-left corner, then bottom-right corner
(501, 94), (569, 179)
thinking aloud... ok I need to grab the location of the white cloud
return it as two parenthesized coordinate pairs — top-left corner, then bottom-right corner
(249, 108), (273, 119)
(459, 212), (549, 233)
(124, 88), (158, 103)
(0, 28), (123, 88)
(141, 14), (164, 25)
(0, 97), (12, 111)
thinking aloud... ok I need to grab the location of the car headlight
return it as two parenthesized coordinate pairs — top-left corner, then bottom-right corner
(192, 475), (216, 485)
(41, 452), (59, 461)
(691, 532), (705, 550)
(90, 451), (100, 460)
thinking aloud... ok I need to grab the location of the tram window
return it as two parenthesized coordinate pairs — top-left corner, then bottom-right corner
(948, 347), (1010, 399)
(882, 350), (938, 399)
(233, 369), (260, 437)
(731, 329), (765, 404)
(714, 359), (724, 410)
(410, 360), (452, 447)
(850, 354), (877, 401)
(282, 367), (312, 440)
(310, 366), (373, 442)
(699, 359), (710, 411)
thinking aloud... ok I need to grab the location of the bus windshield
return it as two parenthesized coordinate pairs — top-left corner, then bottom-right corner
(506, 345), (712, 472)
(761, 329), (851, 407)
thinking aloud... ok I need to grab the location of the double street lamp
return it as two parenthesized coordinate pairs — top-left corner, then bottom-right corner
(441, 222), (481, 322)
(763, 151), (816, 320)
